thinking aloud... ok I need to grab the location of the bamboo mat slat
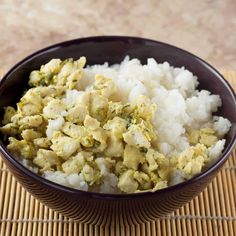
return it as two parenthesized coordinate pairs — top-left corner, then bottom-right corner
(0, 70), (235, 236)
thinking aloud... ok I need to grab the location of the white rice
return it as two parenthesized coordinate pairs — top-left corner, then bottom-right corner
(46, 117), (65, 139)
(82, 57), (229, 155)
(44, 171), (89, 191)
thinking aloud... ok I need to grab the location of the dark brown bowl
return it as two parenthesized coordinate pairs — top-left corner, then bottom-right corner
(0, 36), (235, 225)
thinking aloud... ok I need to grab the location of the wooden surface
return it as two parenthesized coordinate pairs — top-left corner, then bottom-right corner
(0, 70), (235, 235)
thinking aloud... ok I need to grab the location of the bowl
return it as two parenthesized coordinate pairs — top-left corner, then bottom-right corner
(0, 36), (235, 225)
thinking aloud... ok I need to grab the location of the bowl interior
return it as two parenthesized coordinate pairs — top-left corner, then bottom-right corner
(0, 36), (235, 195)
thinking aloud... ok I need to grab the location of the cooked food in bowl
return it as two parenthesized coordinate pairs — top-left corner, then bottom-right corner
(0, 56), (231, 194)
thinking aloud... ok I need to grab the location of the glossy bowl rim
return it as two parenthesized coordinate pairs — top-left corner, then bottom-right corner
(0, 35), (235, 199)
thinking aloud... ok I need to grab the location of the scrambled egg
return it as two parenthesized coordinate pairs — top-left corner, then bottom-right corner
(0, 58), (222, 193)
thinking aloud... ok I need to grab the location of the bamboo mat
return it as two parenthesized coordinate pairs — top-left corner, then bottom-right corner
(0, 70), (235, 236)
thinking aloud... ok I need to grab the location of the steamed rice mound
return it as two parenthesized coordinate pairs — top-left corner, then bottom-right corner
(0, 57), (231, 193)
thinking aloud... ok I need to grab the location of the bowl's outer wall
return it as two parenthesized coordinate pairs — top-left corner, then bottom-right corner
(0, 37), (235, 224)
